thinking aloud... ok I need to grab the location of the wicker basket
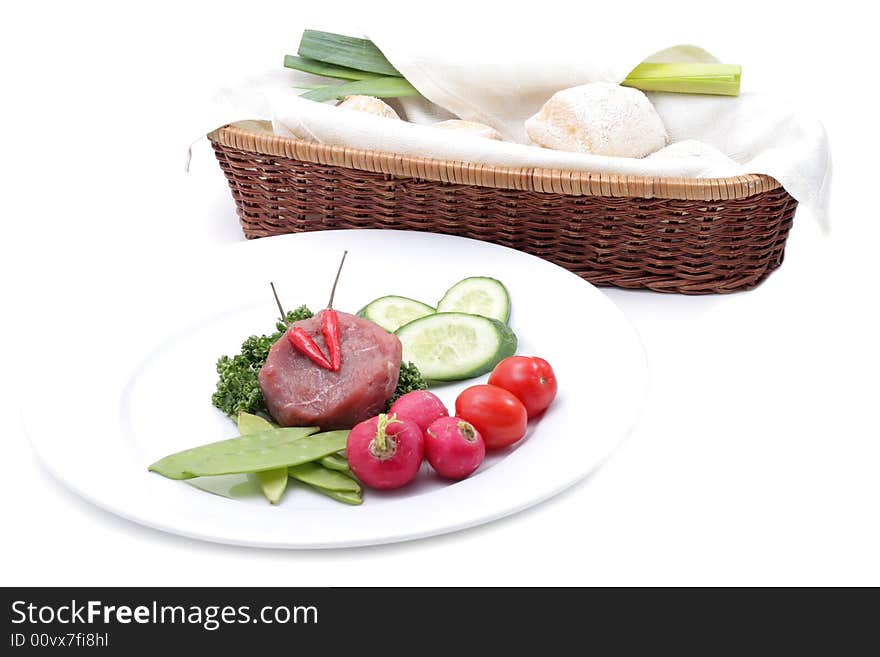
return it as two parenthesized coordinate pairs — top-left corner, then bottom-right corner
(209, 120), (797, 294)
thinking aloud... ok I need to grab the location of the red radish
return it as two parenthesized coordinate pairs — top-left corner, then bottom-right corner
(425, 416), (485, 480)
(389, 390), (448, 433)
(346, 413), (424, 490)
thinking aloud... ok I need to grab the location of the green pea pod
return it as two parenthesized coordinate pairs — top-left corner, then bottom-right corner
(254, 470), (288, 504)
(237, 412), (288, 504)
(289, 462), (361, 493)
(320, 454), (351, 473)
(237, 411), (275, 434)
(311, 487), (363, 506)
(148, 426), (321, 480)
(237, 412), (359, 505)
(179, 431), (349, 478)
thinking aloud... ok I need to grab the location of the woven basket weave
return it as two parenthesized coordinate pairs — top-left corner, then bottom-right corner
(209, 120), (797, 294)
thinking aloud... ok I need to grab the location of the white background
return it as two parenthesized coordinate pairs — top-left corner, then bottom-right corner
(2, 0), (878, 585)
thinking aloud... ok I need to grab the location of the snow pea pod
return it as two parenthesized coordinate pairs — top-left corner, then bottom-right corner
(254, 470), (288, 504)
(237, 411), (275, 434)
(237, 412), (358, 505)
(320, 454), (351, 473)
(289, 462), (361, 493)
(238, 412), (288, 504)
(311, 487), (363, 506)
(148, 426), (321, 480)
(180, 431), (350, 478)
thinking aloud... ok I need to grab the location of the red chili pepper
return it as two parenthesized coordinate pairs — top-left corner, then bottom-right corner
(287, 327), (332, 370)
(321, 250), (348, 372)
(321, 309), (342, 371)
(269, 251), (348, 373)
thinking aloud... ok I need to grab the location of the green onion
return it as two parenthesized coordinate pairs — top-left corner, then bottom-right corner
(622, 62), (741, 96)
(298, 29), (401, 77)
(301, 76), (419, 102)
(283, 55), (382, 81)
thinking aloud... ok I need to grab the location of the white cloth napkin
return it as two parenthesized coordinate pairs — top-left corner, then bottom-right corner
(364, 18), (716, 145)
(200, 15), (832, 227)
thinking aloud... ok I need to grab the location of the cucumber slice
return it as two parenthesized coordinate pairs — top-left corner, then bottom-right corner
(358, 295), (435, 333)
(395, 312), (517, 381)
(436, 277), (510, 323)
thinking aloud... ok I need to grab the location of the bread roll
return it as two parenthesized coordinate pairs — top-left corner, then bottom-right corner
(525, 82), (668, 158)
(337, 95), (400, 120)
(433, 119), (502, 140)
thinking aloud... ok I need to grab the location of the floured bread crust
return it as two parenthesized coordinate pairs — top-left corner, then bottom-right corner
(337, 95), (401, 120)
(525, 82), (668, 158)
(433, 119), (502, 140)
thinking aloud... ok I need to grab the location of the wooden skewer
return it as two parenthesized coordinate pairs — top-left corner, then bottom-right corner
(326, 251), (348, 310)
(270, 282), (289, 327)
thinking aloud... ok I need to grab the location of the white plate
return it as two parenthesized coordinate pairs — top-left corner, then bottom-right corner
(23, 230), (647, 548)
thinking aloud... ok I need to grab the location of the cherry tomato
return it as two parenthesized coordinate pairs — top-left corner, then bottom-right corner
(455, 384), (528, 449)
(488, 356), (558, 418)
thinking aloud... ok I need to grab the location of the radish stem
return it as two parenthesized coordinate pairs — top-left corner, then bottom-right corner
(457, 420), (477, 442)
(371, 413), (401, 458)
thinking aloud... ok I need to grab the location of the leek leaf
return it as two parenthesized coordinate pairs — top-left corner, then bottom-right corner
(623, 62), (741, 96)
(625, 63), (742, 80)
(298, 29), (401, 77)
(284, 55), (383, 81)
(301, 77), (419, 102)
